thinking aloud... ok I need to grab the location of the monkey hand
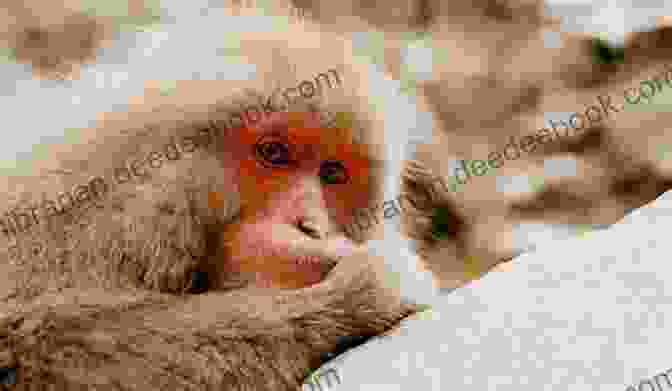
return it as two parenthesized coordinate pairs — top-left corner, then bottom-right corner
(0, 250), (417, 390)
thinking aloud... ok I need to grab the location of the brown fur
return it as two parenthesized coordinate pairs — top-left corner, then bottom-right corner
(0, 0), (118, 78)
(0, 9), (417, 389)
(401, 18), (672, 290)
(0, 254), (414, 390)
(285, 0), (429, 32)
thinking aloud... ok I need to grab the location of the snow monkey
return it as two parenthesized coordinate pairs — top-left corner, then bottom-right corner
(0, 4), (439, 390)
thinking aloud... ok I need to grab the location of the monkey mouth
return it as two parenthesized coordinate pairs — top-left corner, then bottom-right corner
(234, 236), (358, 289)
(287, 254), (340, 283)
(253, 251), (343, 289)
(287, 237), (362, 285)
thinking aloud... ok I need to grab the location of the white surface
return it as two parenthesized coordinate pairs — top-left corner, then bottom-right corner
(544, 0), (670, 45)
(307, 189), (672, 390)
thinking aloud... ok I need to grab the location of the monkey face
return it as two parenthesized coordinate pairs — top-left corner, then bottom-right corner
(214, 111), (373, 289)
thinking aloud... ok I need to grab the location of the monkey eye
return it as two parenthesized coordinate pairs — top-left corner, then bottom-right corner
(319, 160), (349, 185)
(255, 134), (295, 168)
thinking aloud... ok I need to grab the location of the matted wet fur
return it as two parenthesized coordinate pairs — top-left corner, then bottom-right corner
(0, 5), (425, 389)
(0, 253), (415, 390)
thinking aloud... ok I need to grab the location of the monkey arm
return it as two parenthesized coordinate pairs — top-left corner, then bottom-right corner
(0, 251), (416, 390)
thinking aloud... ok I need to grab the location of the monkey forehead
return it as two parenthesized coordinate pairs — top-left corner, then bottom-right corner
(237, 110), (373, 164)
(241, 110), (358, 144)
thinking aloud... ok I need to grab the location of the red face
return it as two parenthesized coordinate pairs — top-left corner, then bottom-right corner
(215, 111), (373, 289)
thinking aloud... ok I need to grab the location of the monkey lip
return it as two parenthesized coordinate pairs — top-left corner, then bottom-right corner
(288, 254), (340, 281)
(236, 235), (359, 288)
(287, 237), (360, 282)
(248, 255), (338, 289)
